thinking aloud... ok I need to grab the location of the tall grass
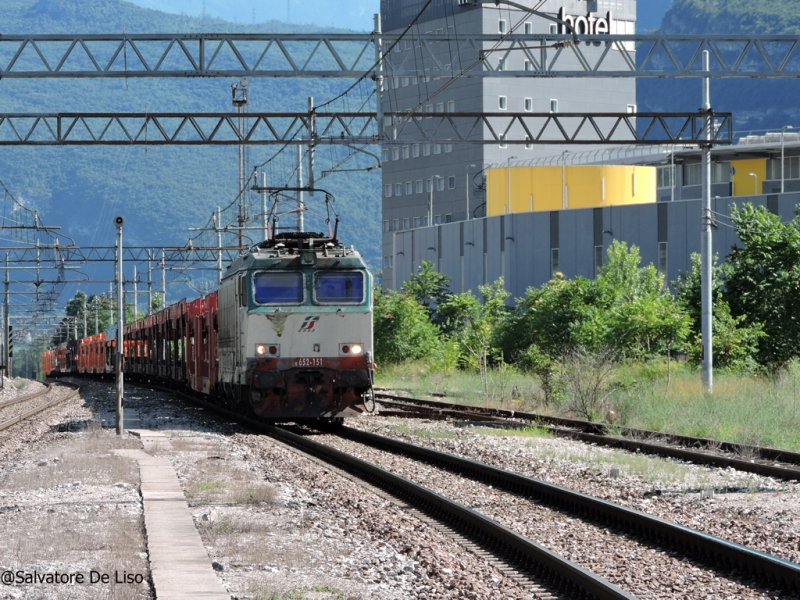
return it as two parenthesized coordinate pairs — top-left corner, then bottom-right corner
(376, 360), (800, 452)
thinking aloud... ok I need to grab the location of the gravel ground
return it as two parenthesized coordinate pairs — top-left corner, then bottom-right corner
(314, 428), (790, 600)
(92, 382), (540, 599)
(0, 380), (149, 600)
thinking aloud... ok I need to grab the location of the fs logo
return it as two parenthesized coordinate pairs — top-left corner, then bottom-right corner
(299, 316), (320, 333)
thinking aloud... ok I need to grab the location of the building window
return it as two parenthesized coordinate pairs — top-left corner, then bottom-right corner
(767, 156), (800, 180)
(498, 59), (505, 72)
(550, 248), (560, 278)
(594, 246), (603, 279)
(402, 146), (410, 159)
(499, 96), (507, 110)
(550, 99), (559, 113)
(524, 22), (532, 35)
(435, 215), (442, 225)
(448, 176), (456, 190)
(416, 180), (423, 194)
(391, 147), (400, 161)
(627, 104), (637, 113)
(426, 104), (433, 118)
(549, 24), (558, 35)
(658, 242), (668, 275)
(423, 216), (429, 226)
(383, 256), (388, 269)
(412, 76), (419, 85)
(445, 214), (452, 223)
(392, 219), (399, 231)
(412, 144), (420, 158)
(684, 163), (702, 186)
(524, 98), (533, 112)
(499, 134), (507, 149)
(384, 184), (392, 198)
(657, 166), (674, 189)
(403, 218), (410, 230)
(383, 220), (390, 232)
(413, 217), (421, 228)
(426, 179), (432, 193)
(382, 148), (389, 161)
(437, 102), (444, 113)
(395, 183), (403, 196)
(437, 178), (445, 192)
(524, 60), (533, 71)
(525, 136), (532, 150)
(434, 143), (442, 155)
(401, 77), (409, 87)
(448, 100), (455, 112)
(405, 182), (413, 195)
(498, 19), (507, 34)
(444, 142), (453, 153)
(423, 143), (431, 157)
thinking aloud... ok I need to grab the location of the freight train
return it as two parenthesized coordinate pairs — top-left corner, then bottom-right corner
(42, 232), (375, 422)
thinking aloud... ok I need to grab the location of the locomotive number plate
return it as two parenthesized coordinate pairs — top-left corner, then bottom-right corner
(295, 358), (323, 367)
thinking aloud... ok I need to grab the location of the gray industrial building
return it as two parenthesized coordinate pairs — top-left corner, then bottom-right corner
(380, 0), (638, 284)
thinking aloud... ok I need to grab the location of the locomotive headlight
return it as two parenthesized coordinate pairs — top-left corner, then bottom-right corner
(340, 343), (364, 355)
(255, 344), (267, 356)
(255, 344), (279, 357)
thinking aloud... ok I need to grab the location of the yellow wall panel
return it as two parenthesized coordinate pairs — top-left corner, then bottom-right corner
(731, 158), (766, 197)
(487, 165), (657, 216)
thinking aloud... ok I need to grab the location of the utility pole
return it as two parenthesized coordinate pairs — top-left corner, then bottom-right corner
(114, 216), (125, 435)
(94, 296), (98, 334)
(374, 14), (384, 141)
(232, 79), (249, 250)
(465, 164), (476, 220)
(701, 50), (713, 393)
(297, 145), (304, 232)
(307, 96), (315, 198)
(109, 284), (114, 325)
(3, 254), (8, 377)
(216, 207), (223, 283)
(161, 251), (167, 308)
(260, 171), (268, 241)
(133, 265), (138, 320)
(147, 254), (153, 316)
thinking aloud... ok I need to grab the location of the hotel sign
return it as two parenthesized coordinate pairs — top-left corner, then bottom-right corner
(558, 7), (614, 35)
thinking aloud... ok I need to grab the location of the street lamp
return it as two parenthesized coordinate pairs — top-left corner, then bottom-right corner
(781, 125), (793, 193)
(749, 172), (758, 195)
(429, 175), (442, 226)
(465, 164), (477, 221)
(506, 157), (517, 214)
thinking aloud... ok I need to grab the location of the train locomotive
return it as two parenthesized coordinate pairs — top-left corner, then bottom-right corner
(42, 231), (375, 422)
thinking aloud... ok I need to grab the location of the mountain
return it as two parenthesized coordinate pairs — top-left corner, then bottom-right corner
(0, 0), (383, 298)
(637, 0), (673, 33)
(637, 0), (800, 133)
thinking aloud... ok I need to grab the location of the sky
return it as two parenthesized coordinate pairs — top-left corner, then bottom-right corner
(123, 0), (673, 32)
(125, 0), (381, 30)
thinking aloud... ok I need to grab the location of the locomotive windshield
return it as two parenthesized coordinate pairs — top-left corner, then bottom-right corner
(254, 272), (304, 304)
(314, 271), (364, 304)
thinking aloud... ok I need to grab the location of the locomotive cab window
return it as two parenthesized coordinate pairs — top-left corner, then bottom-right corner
(314, 271), (365, 305)
(254, 272), (304, 304)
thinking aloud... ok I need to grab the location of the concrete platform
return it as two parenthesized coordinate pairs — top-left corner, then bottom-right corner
(116, 430), (230, 600)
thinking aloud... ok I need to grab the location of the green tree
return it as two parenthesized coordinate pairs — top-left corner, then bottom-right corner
(723, 204), (800, 370)
(373, 289), (441, 366)
(402, 261), (452, 320)
(438, 279), (510, 393)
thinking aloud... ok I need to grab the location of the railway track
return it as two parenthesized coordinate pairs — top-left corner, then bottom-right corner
(119, 381), (800, 598)
(375, 392), (800, 481)
(0, 380), (80, 432)
(125, 382), (629, 599)
(330, 425), (800, 597)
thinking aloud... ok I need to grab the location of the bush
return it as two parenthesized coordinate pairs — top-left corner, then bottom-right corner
(373, 289), (441, 366)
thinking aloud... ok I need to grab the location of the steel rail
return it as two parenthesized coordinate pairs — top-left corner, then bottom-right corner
(111, 380), (633, 600)
(375, 394), (800, 481)
(0, 381), (80, 432)
(338, 425), (800, 595)
(0, 381), (51, 411)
